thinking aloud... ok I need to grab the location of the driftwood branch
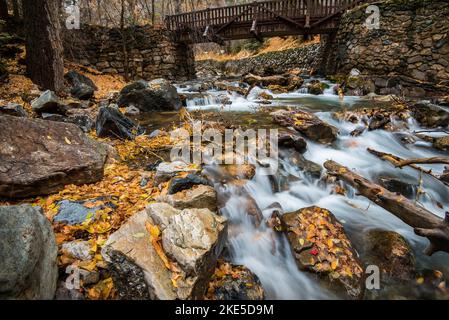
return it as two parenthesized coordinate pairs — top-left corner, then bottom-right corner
(395, 157), (449, 168)
(367, 148), (449, 187)
(324, 160), (449, 256)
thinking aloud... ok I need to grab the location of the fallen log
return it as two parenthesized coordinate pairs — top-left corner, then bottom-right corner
(395, 157), (449, 168)
(367, 148), (449, 187)
(324, 160), (449, 256)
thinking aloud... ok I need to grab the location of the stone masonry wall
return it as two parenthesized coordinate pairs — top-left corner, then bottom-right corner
(196, 43), (323, 78)
(327, 0), (449, 96)
(64, 25), (195, 81)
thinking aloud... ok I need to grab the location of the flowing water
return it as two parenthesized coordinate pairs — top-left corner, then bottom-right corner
(146, 78), (449, 299)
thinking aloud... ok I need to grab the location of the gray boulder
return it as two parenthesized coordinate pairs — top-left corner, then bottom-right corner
(118, 79), (182, 112)
(95, 106), (142, 140)
(64, 71), (97, 100)
(31, 90), (67, 115)
(0, 205), (58, 299)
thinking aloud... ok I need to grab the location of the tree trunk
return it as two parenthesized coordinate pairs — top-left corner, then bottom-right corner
(151, 0), (155, 25)
(324, 160), (449, 256)
(12, 0), (21, 20)
(0, 0), (8, 20)
(23, 0), (64, 92)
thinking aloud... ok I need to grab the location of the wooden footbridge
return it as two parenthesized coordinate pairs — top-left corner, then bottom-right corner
(165, 0), (375, 44)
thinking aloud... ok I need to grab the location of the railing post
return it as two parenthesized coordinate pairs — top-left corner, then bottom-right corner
(305, 0), (311, 28)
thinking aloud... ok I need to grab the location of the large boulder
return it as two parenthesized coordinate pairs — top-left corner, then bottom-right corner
(272, 109), (338, 144)
(117, 79), (182, 112)
(95, 106), (142, 140)
(64, 71), (98, 100)
(282, 206), (364, 299)
(102, 203), (227, 300)
(0, 115), (108, 198)
(0, 205), (58, 299)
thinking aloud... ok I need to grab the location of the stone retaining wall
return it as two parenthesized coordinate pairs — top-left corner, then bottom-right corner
(64, 25), (195, 81)
(195, 43), (323, 78)
(327, 0), (449, 96)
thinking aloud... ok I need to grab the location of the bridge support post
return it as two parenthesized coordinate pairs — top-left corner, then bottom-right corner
(319, 32), (338, 75)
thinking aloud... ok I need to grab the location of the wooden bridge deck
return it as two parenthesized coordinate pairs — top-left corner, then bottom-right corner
(165, 0), (374, 44)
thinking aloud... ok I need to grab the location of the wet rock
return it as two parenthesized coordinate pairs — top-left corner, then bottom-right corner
(350, 127), (366, 137)
(207, 262), (265, 300)
(64, 71), (97, 100)
(368, 114), (391, 131)
(0, 116), (108, 198)
(0, 205), (58, 299)
(0, 102), (27, 117)
(118, 79), (182, 112)
(243, 73), (304, 92)
(344, 75), (375, 96)
(167, 173), (212, 194)
(362, 230), (416, 283)
(265, 203), (284, 231)
(290, 153), (322, 178)
(278, 133), (308, 153)
(378, 176), (417, 198)
(441, 167), (449, 183)
(220, 164), (256, 180)
(214, 81), (248, 95)
(31, 90), (67, 115)
(154, 161), (200, 185)
(307, 80), (328, 95)
(103, 203), (227, 300)
(95, 106), (142, 140)
(258, 92), (273, 100)
(54, 198), (116, 226)
(61, 240), (93, 261)
(272, 109), (338, 144)
(244, 196), (263, 227)
(157, 185), (217, 212)
(434, 136), (449, 150)
(411, 103), (449, 128)
(282, 206), (364, 299)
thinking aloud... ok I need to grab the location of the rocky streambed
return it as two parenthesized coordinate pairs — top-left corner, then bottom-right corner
(1, 69), (449, 300)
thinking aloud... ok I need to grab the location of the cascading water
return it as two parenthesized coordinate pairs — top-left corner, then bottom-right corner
(179, 78), (449, 299)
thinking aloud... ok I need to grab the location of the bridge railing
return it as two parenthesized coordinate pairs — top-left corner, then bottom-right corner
(165, 0), (369, 31)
